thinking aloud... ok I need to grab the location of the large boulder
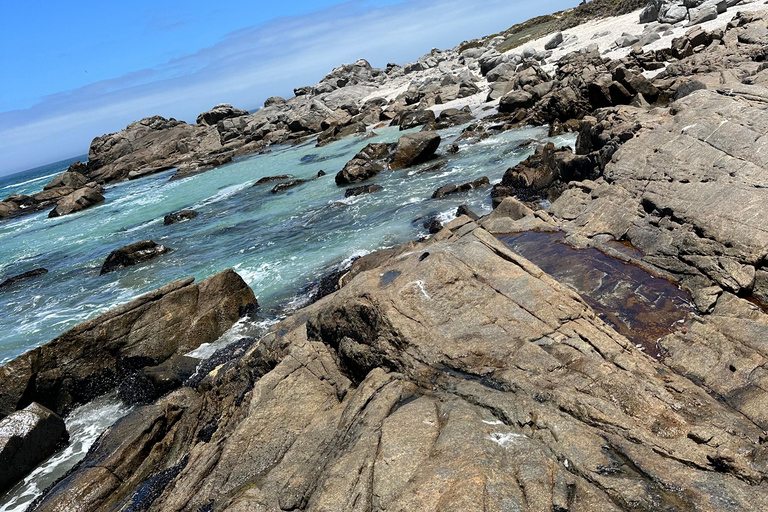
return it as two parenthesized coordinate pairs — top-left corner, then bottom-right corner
(0, 402), (68, 494)
(196, 104), (249, 126)
(335, 143), (393, 185)
(48, 187), (105, 218)
(398, 109), (436, 130)
(390, 131), (441, 170)
(0, 269), (256, 417)
(43, 171), (88, 191)
(100, 240), (172, 275)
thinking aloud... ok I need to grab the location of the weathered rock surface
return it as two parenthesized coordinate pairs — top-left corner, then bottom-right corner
(0, 402), (68, 494)
(196, 104), (249, 126)
(335, 143), (393, 185)
(344, 184), (383, 197)
(30, 222), (768, 512)
(271, 179), (309, 193)
(163, 210), (198, 226)
(431, 176), (490, 198)
(100, 240), (172, 275)
(0, 269), (256, 417)
(390, 131), (441, 170)
(48, 186), (105, 218)
(43, 172), (88, 191)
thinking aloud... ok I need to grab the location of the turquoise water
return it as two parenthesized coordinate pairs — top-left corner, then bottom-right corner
(0, 125), (575, 364)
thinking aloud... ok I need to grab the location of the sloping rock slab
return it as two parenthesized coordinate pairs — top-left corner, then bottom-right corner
(31, 226), (768, 512)
(0, 269), (256, 417)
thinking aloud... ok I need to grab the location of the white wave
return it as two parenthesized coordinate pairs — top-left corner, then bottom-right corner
(0, 394), (132, 512)
(0, 172), (60, 191)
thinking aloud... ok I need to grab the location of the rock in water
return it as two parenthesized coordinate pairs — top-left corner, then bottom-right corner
(100, 240), (172, 274)
(389, 131), (441, 170)
(344, 184), (383, 197)
(48, 187), (105, 218)
(0, 268), (48, 289)
(0, 269), (256, 416)
(335, 143), (393, 185)
(253, 174), (293, 186)
(398, 109), (436, 130)
(163, 210), (198, 226)
(271, 179), (309, 193)
(196, 103), (249, 126)
(0, 402), (68, 494)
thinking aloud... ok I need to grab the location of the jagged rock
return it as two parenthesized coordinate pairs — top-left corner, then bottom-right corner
(271, 179), (309, 193)
(294, 86), (314, 97)
(0, 269), (256, 417)
(163, 210), (198, 226)
(196, 104), (249, 126)
(456, 204), (480, 221)
(0, 268), (48, 289)
(31, 225), (768, 512)
(335, 143), (392, 185)
(0, 403), (68, 494)
(43, 172), (88, 191)
(48, 187), (105, 218)
(100, 240), (172, 275)
(390, 131), (441, 170)
(118, 354), (201, 405)
(344, 184), (383, 198)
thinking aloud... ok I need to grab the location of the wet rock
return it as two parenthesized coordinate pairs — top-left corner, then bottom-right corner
(253, 174), (293, 186)
(398, 109), (436, 130)
(271, 179), (309, 193)
(48, 187), (105, 218)
(431, 176), (490, 198)
(100, 240), (172, 275)
(163, 209), (198, 226)
(317, 170), (326, 177)
(432, 107), (474, 129)
(0, 268), (48, 289)
(0, 402), (68, 494)
(456, 204), (480, 221)
(43, 171), (87, 191)
(0, 269), (256, 417)
(344, 184), (383, 198)
(118, 354), (201, 405)
(196, 103), (249, 126)
(335, 143), (392, 185)
(494, 143), (573, 199)
(422, 216), (443, 234)
(390, 131), (441, 170)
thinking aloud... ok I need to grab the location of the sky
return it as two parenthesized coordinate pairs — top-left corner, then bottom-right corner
(0, 0), (575, 176)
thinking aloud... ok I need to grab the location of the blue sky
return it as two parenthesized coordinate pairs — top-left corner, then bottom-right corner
(0, 0), (575, 176)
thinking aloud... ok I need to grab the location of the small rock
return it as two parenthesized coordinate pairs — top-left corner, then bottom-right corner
(253, 174), (293, 186)
(317, 170), (327, 177)
(100, 240), (172, 275)
(271, 180), (309, 193)
(423, 217), (443, 234)
(456, 205), (480, 221)
(163, 210), (198, 226)
(345, 184), (383, 198)
(390, 132), (441, 170)
(544, 32), (564, 50)
(0, 268), (48, 289)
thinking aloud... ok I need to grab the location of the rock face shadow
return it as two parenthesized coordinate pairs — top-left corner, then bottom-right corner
(499, 231), (693, 358)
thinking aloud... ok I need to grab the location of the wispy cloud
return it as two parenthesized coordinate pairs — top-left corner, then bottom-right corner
(0, 0), (568, 175)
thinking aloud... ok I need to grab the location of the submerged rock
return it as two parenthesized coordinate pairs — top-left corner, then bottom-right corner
(163, 210), (198, 226)
(100, 240), (172, 275)
(0, 269), (256, 417)
(0, 268), (48, 289)
(0, 402), (68, 494)
(253, 174), (293, 186)
(271, 179), (309, 193)
(344, 184), (383, 197)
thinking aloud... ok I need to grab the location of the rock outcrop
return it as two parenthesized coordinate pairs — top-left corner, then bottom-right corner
(0, 269), (256, 417)
(100, 240), (172, 274)
(0, 402), (68, 494)
(29, 221), (768, 512)
(389, 131), (441, 170)
(48, 186), (105, 218)
(196, 104), (249, 126)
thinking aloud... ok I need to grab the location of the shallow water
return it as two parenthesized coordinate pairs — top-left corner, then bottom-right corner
(0, 125), (575, 365)
(0, 394), (132, 512)
(499, 231), (694, 358)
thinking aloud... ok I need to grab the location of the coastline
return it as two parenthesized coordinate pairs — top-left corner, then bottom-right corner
(2, 0), (768, 509)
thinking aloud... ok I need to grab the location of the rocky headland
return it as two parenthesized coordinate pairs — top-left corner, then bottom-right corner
(3, 0), (768, 509)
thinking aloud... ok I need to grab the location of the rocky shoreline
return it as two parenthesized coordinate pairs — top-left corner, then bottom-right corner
(2, 0), (768, 509)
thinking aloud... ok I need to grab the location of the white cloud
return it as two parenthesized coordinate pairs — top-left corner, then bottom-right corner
(0, 0), (571, 175)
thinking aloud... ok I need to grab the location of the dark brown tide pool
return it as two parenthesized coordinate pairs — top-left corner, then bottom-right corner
(498, 231), (694, 359)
